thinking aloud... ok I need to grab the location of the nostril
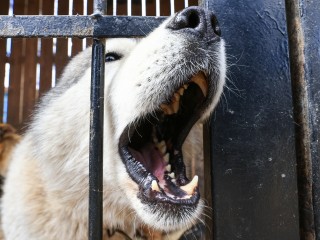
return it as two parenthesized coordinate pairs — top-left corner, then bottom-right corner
(187, 11), (200, 29)
(167, 7), (221, 38)
(167, 8), (202, 31)
(211, 15), (221, 36)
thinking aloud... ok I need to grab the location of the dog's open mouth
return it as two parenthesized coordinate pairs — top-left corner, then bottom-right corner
(119, 72), (208, 206)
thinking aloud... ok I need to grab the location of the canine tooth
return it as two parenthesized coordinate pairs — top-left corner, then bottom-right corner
(180, 175), (198, 195)
(160, 104), (174, 115)
(172, 100), (179, 113)
(183, 84), (189, 90)
(178, 87), (184, 96)
(151, 180), (161, 192)
(165, 164), (171, 172)
(164, 153), (169, 163)
(191, 72), (208, 97)
(169, 172), (175, 179)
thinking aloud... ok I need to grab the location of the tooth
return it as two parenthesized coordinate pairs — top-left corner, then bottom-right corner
(183, 84), (189, 90)
(172, 93), (180, 102)
(178, 87), (184, 96)
(157, 141), (166, 154)
(165, 164), (171, 172)
(160, 104), (174, 115)
(152, 128), (158, 143)
(172, 100), (179, 113)
(190, 72), (208, 97)
(158, 140), (165, 147)
(163, 153), (169, 163)
(169, 172), (175, 179)
(151, 180), (161, 192)
(180, 175), (198, 195)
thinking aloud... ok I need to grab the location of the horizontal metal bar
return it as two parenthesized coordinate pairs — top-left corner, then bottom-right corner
(0, 15), (166, 38)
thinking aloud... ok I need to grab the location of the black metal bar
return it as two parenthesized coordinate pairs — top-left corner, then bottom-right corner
(89, 1), (106, 240)
(199, 1), (214, 239)
(199, 1), (213, 239)
(291, 1), (320, 239)
(207, 0), (300, 239)
(285, 1), (314, 239)
(0, 15), (165, 38)
(89, 39), (105, 240)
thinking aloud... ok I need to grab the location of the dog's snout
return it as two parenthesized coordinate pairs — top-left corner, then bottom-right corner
(167, 6), (221, 38)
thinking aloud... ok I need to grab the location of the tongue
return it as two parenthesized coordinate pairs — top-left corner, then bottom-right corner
(128, 144), (166, 182)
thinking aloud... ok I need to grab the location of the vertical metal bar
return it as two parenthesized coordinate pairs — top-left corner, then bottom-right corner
(285, 1), (315, 239)
(127, 0), (131, 16)
(89, 39), (105, 240)
(89, 1), (105, 240)
(156, 0), (160, 16)
(141, 0), (146, 16)
(113, 0), (117, 15)
(200, 2), (212, 239)
(170, 0), (175, 15)
(184, 0), (188, 8)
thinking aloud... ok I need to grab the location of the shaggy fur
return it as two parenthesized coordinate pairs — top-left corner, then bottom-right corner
(1, 8), (226, 240)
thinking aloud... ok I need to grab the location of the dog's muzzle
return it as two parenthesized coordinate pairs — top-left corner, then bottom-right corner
(118, 6), (223, 217)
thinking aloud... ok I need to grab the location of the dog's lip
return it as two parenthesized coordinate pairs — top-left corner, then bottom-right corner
(119, 145), (200, 205)
(144, 182), (200, 205)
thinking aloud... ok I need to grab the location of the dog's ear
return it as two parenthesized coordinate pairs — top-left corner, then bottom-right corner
(0, 123), (18, 141)
(0, 123), (21, 177)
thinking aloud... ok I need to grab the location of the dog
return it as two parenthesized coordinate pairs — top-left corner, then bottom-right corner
(1, 6), (226, 239)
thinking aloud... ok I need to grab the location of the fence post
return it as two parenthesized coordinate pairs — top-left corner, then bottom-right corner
(89, 38), (105, 240)
(89, 39), (105, 239)
(89, 1), (106, 239)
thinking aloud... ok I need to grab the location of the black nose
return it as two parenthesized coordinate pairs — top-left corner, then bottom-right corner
(166, 6), (221, 38)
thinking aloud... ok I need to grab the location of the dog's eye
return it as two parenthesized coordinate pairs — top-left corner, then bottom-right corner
(105, 52), (122, 62)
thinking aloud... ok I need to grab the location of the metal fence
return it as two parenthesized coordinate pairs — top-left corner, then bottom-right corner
(0, 0), (204, 239)
(3, 1), (317, 240)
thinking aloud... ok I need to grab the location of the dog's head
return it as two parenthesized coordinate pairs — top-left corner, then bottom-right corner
(103, 7), (226, 232)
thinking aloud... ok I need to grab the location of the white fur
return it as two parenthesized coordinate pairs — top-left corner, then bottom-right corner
(1, 14), (226, 240)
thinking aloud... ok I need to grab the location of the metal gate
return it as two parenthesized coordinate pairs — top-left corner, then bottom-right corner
(206, 0), (320, 240)
(0, 0), (320, 240)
